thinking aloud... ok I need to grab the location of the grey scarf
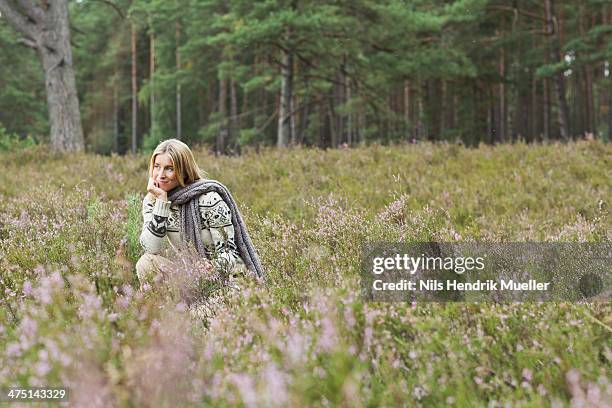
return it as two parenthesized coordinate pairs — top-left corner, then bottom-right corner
(167, 179), (265, 280)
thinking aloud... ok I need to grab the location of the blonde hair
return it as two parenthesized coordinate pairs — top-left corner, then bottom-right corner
(148, 139), (205, 189)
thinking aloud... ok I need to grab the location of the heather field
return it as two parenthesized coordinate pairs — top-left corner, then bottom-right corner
(0, 141), (610, 407)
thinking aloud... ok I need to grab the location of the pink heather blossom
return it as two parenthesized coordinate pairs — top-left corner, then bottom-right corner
(50, 271), (63, 286)
(116, 295), (130, 309)
(343, 307), (356, 328)
(202, 342), (215, 361)
(313, 366), (326, 379)
(36, 285), (52, 305)
(22, 281), (33, 296)
(60, 354), (72, 367)
(121, 284), (134, 297)
(6, 342), (21, 357)
(318, 317), (337, 351)
(230, 373), (258, 408)
(38, 349), (48, 360)
(43, 340), (60, 361)
(150, 319), (160, 330)
(35, 361), (52, 377)
(78, 293), (103, 319)
(522, 368), (533, 382)
(537, 384), (548, 396)
(363, 327), (373, 349)
(286, 332), (306, 364)
(263, 363), (289, 406)
(586, 383), (601, 405)
(19, 316), (38, 339)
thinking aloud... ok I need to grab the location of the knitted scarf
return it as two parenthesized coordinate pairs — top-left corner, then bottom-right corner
(167, 179), (265, 280)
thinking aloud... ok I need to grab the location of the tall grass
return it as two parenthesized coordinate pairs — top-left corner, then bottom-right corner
(0, 140), (610, 407)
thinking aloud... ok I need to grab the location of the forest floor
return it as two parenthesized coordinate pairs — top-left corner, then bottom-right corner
(0, 140), (610, 407)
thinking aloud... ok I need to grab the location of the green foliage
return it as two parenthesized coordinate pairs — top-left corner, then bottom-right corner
(125, 193), (144, 264)
(237, 127), (261, 147)
(2, 0), (611, 151)
(0, 126), (37, 151)
(141, 131), (164, 155)
(0, 25), (48, 140)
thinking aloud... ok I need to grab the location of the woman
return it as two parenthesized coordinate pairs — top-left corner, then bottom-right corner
(136, 138), (264, 288)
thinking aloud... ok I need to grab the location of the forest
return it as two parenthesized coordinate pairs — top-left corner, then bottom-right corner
(0, 0), (611, 153)
(1, 1), (611, 406)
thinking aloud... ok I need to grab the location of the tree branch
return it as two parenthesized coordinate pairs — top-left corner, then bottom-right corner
(70, 23), (85, 35)
(88, 0), (125, 18)
(16, 36), (37, 48)
(0, 0), (39, 40)
(487, 5), (545, 22)
(15, 0), (45, 23)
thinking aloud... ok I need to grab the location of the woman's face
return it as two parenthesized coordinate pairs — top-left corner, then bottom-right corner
(152, 153), (180, 191)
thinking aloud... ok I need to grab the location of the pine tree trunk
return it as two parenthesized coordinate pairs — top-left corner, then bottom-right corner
(404, 80), (411, 139)
(608, 6), (612, 142)
(198, 86), (205, 129)
(131, 22), (138, 153)
(452, 93), (458, 131)
(113, 69), (119, 153)
(386, 94), (392, 141)
(337, 66), (345, 143)
(608, 79), (612, 142)
(545, 0), (570, 140)
(498, 38), (506, 143)
(208, 79), (216, 118)
(488, 86), (495, 143)
(298, 95), (309, 145)
(277, 40), (293, 147)
(441, 80), (447, 138)
(358, 105), (365, 144)
(317, 95), (324, 147)
(543, 78), (550, 140)
(579, 5), (595, 134)
(0, 0), (85, 152)
(328, 97), (337, 148)
(217, 77), (228, 154)
(347, 80), (352, 145)
(585, 66), (594, 134)
(531, 76), (538, 141)
(416, 84), (424, 140)
(175, 22), (182, 140)
(241, 79), (248, 130)
(230, 77), (238, 150)
(150, 25), (156, 138)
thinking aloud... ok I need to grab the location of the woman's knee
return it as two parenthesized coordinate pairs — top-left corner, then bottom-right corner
(135, 253), (173, 286)
(135, 253), (158, 283)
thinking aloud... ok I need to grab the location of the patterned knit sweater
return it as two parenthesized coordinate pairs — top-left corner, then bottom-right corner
(139, 191), (245, 271)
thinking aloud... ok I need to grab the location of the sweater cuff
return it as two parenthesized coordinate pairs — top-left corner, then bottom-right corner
(153, 198), (171, 217)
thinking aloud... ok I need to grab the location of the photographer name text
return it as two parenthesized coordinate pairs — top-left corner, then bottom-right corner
(372, 279), (551, 292)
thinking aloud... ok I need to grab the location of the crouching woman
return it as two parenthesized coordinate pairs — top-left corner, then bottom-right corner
(135, 138), (264, 289)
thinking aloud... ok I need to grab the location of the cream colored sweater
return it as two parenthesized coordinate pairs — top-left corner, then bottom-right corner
(139, 191), (245, 272)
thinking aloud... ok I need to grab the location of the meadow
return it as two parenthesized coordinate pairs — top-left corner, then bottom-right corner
(0, 140), (610, 407)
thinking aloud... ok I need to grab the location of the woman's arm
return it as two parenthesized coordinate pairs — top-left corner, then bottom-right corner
(139, 194), (171, 254)
(199, 192), (242, 273)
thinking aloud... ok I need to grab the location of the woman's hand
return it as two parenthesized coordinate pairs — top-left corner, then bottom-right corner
(147, 177), (168, 202)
